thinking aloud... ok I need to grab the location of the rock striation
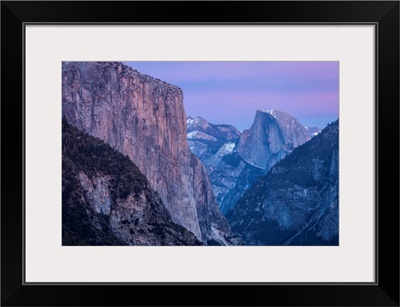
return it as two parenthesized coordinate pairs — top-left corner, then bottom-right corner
(227, 120), (339, 245)
(62, 62), (234, 245)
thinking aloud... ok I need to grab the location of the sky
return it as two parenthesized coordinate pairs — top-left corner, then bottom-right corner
(124, 61), (339, 131)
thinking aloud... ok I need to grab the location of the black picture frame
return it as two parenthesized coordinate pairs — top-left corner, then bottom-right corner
(1, 1), (399, 306)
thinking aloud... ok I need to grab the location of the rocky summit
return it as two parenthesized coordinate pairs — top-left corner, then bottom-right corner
(237, 110), (311, 169)
(187, 110), (312, 214)
(227, 120), (339, 246)
(62, 62), (236, 245)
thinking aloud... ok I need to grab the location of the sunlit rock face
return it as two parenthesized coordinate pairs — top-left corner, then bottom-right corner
(62, 62), (234, 245)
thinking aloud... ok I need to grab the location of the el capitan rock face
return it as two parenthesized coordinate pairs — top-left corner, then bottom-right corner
(62, 62), (233, 245)
(227, 120), (339, 245)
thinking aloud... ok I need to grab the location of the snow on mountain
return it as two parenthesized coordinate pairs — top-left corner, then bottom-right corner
(305, 126), (322, 137)
(187, 130), (218, 142)
(215, 142), (236, 157)
(186, 111), (315, 215)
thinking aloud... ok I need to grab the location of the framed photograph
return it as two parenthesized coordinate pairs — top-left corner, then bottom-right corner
(2, 1), (399, 306)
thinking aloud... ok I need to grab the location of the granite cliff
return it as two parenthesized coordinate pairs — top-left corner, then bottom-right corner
(62, 62), (234, 245)
(237, 110), (310, 169)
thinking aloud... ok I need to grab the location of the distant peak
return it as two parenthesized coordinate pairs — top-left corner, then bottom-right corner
(259, 109), (289, 115)
(256, 109), (280, 120)
(186, 116), (207, 122)
(186, 116), (210, 131)
(265, 109), (276, 118)
(193, 116), (208, 124)
(257, 110), (300, 122)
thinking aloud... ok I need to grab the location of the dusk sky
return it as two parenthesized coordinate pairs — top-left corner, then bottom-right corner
(124, 62), (339, 130)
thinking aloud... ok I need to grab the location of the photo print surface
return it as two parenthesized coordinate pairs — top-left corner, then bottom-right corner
(62, 61), (339, 246)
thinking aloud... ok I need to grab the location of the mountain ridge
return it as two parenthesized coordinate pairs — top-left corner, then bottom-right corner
(187, 110), (312, 214)
(227, 120), (339, 245)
